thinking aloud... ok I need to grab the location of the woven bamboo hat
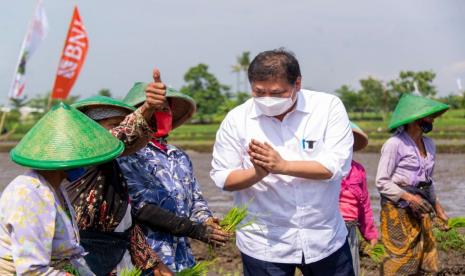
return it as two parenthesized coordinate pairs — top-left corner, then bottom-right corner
(388, 94), (449, 130)
(351, 122), (368, 151)
(10, 102), (124, 170)
(123, 82), (196, 129)
(72, 96), (135, 120)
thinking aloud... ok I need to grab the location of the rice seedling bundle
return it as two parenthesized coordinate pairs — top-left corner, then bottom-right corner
(366, 244), (386, 263)
(448, 217), (465, 229)
(120, 267), (142, 276)
(219, 205), (251, 232)
(176, 261), (214, 276)
(63, 263), (80, 276)
(433, 228), (465, 251)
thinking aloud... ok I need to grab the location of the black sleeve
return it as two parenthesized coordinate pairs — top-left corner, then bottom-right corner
(134, 203), (209, 241)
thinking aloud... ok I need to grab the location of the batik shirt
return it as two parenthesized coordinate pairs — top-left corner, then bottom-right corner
(117, 143), (212, 272)
(0, 171), (92, 275)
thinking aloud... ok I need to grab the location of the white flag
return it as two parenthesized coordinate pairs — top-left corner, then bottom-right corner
(9, 0), (48, 99)
(457, 78), (463, 91)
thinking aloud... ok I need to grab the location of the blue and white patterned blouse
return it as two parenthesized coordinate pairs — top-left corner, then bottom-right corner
(117, 143), (212, 272)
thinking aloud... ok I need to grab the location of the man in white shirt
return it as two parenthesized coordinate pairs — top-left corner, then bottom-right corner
(211, 49), (355, 276)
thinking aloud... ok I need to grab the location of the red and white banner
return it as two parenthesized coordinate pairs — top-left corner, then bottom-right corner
(9, 0), (48, 99)
(51, 6), (88, 99)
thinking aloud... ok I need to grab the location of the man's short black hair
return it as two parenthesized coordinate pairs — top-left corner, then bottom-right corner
(248, 48), (301, 85)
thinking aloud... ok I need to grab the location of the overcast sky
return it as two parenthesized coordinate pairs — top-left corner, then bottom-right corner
(1, 0), (464, 105)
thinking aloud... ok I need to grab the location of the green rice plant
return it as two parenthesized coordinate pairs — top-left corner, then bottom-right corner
(62, 263), (80, 276)
(433, 228), (465, 251)
(120, 267), (142, 276)
(219, 204), (254, 232)
(366, 243), (386, 263)
(448, 217), (465, 229)
(176, 260), (214, 276)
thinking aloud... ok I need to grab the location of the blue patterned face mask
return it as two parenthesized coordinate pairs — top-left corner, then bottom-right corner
(419, 120), (433, 133)
(65, 167), (86, 182)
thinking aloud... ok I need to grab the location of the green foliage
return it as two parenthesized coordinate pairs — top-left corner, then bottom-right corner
(120, 267), (142, 276)
(217, 92), (250, 116)
(387, 70), (437, 97)
(181, 64), (230, 123)
(169, 108), (465, 143)
(9, 98), (28, 110)
(176, 261), (214, 276)
(433, 216), (465, 251)
(359, 77), (393, 115)
(336, 85), (362, 112)
(232, 51), (251, 93)
(62, 263), (80, 275)
(438, 93), (465, 109)
(337, 70), (445, 119)
(433, 228), (465, 251)
(366, 244), (386, 263)
(220, 205), (254, 232)
(448, 217), (465, 228)
(97, 88), (112, 97)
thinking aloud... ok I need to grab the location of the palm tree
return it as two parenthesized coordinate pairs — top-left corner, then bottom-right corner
(231, 64), (242, 93)
(238, 51), (250, 92)
(231, 51), (251, 93)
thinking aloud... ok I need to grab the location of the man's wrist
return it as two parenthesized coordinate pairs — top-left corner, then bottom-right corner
(277, 160), (290, 175)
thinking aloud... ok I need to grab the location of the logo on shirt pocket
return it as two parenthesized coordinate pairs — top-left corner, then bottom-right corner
(301, 139), (316, 150)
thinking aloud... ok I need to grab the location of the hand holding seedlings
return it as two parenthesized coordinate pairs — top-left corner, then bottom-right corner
(200, 220), (231, 247)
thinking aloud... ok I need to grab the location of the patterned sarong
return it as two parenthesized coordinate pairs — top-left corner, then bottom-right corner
(380, 201), (438, 275)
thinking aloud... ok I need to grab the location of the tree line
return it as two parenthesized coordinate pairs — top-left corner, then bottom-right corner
(3, 51), (465, 134)
(336, 71), (465, 120)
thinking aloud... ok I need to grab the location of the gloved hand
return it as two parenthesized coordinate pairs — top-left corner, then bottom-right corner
(191, 221), (231, 247)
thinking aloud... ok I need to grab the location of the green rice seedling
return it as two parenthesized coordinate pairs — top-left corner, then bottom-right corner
(448, 217), (465, 229)
(366, 243), (386, 263)
(176, 260), (214, 276)
(62, 263), (80, 276)
(120, 267), (142, 276)
(433, 228), (465, 251)
(220, 204), (255, 232)
(433, 216), (465, 251)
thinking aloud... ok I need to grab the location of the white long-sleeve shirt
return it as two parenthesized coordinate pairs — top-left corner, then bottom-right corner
(210, 89), (353, 264)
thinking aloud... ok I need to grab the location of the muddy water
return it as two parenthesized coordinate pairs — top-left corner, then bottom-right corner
(1, 152), (464, 221)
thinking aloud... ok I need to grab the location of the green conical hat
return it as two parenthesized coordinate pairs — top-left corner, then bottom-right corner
(10, 102), (124, 170)
(72, 95), (135, 114)
(388, 93), (449, 130)
(350, 122), (368, 151)
(123, 82), (196, 129)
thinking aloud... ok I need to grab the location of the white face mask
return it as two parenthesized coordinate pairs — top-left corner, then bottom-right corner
(253, 90), (297, 117)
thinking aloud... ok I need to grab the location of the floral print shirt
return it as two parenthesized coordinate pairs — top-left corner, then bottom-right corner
(117, 143), (212, 272)
(0, 171), (92, 275)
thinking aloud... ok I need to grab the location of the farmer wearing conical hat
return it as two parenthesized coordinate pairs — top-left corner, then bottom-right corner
(118, 82), (230, 272)
(375, 93), (450, 275)
(0, 102), (123, 275)
(66, 70), (179, 275)
(339, 122), (378, 276)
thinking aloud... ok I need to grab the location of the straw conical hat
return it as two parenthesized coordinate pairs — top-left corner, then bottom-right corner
(351, 122), (368, 151)
(72, 96), (135, 113)
(123, 82), (196, 129)
(388, 94), (449, 130)
(10, 102), (124, 170)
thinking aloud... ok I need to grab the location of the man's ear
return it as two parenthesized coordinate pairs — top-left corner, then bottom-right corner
(295, 77), (302, 91)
